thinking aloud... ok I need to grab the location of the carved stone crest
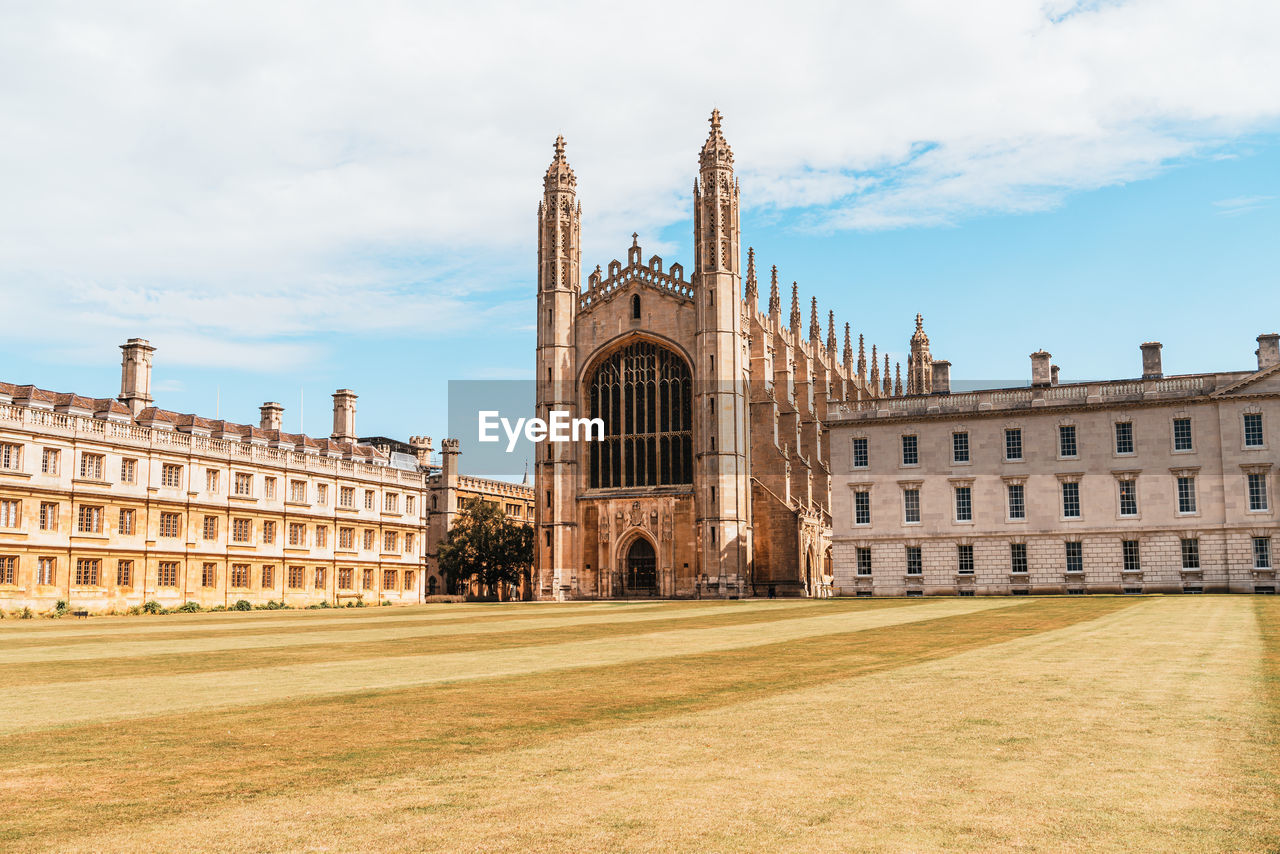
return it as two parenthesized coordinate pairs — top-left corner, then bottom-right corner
(629, 500), (645, 527)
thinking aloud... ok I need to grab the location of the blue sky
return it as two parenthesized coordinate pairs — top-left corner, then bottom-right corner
(2, 2), (1278, 470)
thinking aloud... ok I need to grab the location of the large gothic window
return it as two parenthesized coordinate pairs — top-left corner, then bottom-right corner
(588, 340), (693, 488)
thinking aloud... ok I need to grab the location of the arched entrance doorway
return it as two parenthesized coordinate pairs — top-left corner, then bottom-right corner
(624, 537), (657, 596)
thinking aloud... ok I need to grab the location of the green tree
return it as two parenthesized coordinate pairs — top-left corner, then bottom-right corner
(437, 500), (534, 600)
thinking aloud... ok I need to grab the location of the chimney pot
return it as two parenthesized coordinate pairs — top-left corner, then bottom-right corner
(1257, 333), (1279, 370)
(1140, 342), (1163, 379)
(1051, 364), (1060, 386)
(1030, 351), (1052, 388)
(931, 360), (951, 395)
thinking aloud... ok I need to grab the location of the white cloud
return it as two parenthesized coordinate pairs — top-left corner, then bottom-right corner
(1, 0), (1278, 366)
(1212, 194), (1274, 215)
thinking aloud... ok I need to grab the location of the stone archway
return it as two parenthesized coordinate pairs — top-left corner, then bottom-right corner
(622, 536), (658, 596)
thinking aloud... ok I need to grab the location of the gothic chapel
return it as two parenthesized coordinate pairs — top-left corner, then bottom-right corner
(534, 112), (931, 599)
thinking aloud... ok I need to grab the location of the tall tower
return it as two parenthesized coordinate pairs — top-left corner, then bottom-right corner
(535, 136), (581, 600)
(692, 110), (752, 590)
(907, 313), (932, 394)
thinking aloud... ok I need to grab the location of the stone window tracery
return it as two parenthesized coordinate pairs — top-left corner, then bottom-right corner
(588, 341), (693, 489)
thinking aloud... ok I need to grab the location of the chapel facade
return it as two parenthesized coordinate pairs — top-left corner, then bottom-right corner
(533, 112), (929, 599)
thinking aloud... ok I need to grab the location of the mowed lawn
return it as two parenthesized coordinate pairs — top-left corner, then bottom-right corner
(2, 596), (1277, 853)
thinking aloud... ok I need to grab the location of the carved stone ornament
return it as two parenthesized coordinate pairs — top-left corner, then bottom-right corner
(630, 500), (645, 527)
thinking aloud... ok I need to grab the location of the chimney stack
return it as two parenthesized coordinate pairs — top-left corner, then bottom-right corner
(331, 389), (357, 441)
(259, 402), (284, 432)
(931, 360), (951, 395)
(1257, 333), (1279, 370)
(1140, 342), (1163, 379)
(1030, 350), (1052, 388)
(1051, 364), (1060, 386)
(118, 338), (156, 418)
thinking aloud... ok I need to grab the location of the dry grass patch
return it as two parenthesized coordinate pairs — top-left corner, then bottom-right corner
(0, 598), (1012, 732)
(0, 597), (1136, 850)
(43, 596), (1271, 854)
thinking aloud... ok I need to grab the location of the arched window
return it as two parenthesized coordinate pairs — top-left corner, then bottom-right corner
(588, 340), (693, 488)
(631, 294), (641, 319)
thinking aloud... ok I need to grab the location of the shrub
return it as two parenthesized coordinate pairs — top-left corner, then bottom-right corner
(20, 606), (34, 620)
(257, 599), (288, 610)
(174, 601), (202, 613)
(143, 600), (164, 615)
(209, 605), (227, 612)
(126, 605), (143, 616)
(380, 599), (392, 606)
(232, 599), (253, 612)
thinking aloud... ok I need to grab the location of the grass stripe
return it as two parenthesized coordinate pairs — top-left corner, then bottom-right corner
(0, 601), (841, 664)
(0, 601), (688, 646)
(0, 597), (1130, 848)
(0, 598), (1021, 734)
(4, 601), (881, 686)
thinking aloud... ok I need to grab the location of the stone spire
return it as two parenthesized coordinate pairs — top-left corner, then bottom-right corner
(543, 135), (576, 193)
(789, 282), (801, 332)
(745, 247), (757, 305)
(870, 344), (880, 389)
(827, 311), (837, 355)
(843, 323), (853, 370)
(883, 354), (892, 396)
(857, 334), (867, 379)
(894, 362), (903, 396)
(699, 108), (734, 172)
(907, 312), (933, 394)
(768, 265), (780, 317)
(809, 296), (821, 341)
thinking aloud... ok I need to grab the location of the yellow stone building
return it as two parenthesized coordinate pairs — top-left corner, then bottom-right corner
(0, 339), (532, 611)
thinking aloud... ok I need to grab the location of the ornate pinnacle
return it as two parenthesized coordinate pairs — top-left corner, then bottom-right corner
(883, 354), (892, 396)
(843, 323), (853, 366)
(827, 311), (837, 354)
(912, 312), (930, 346)
(745, 247), (758, 304)
(809, 296), (821, 341)
(870, 345), (880, 386)
(768, 266), (780, 315)
(789, 282), (801, 332)
(894, 362), (903, 396)
(858, 334), (867, 376)
(699, 109), (734, 171)
(543, 134), (576, 193)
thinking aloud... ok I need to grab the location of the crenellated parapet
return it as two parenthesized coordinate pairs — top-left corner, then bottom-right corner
(578, 235), (692, 314)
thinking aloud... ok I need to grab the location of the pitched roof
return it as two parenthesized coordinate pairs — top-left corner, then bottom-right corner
(3, 379), (393, 465)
